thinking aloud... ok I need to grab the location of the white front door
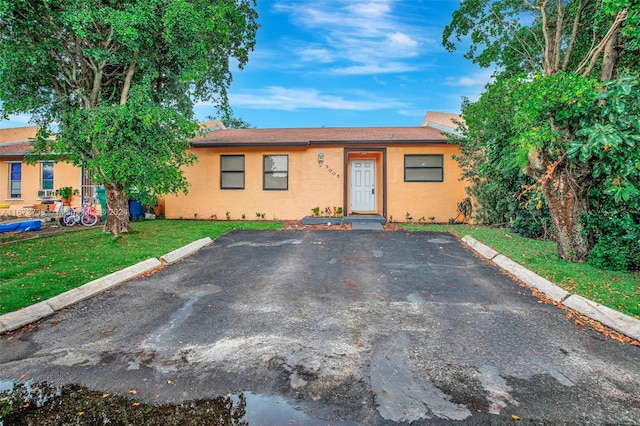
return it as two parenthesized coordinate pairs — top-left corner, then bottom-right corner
(351, 159), (376, 211)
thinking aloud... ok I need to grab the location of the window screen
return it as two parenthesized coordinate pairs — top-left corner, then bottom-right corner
(263, 155), (288, 190)
(220, 155), (245, 189)
(9, 163), (22, 198)
(404, 155), (443, 182)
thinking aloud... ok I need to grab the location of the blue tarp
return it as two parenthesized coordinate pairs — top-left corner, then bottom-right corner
(0, 220), (42, 233)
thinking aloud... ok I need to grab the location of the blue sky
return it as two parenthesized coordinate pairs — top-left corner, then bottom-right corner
(1, 0), (492, 130)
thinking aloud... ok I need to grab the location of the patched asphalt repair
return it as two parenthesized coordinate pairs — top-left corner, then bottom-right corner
(1, 230), (640, 424)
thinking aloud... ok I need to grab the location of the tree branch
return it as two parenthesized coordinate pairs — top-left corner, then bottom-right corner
(578, 9), (627, 78)
(489, 6), (538, 71)
(538, 0), (553, 74)
(562, 0), (588, 71)
(552, 0), (565, 73)
(120, 51), (138, 105)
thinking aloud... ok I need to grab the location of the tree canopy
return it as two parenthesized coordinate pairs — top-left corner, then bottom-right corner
(0, 0), (258, 234)
(444, 0), (640, 267)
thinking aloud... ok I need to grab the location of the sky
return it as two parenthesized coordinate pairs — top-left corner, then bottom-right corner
(1, 0), (493, 130)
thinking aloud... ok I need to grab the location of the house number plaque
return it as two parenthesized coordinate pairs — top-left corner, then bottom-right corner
(324, 164), (340, 178)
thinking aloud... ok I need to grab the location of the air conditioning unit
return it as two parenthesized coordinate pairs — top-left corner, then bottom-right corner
(37, 189), (54, 199)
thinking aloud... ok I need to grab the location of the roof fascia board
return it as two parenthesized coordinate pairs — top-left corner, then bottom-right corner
(190, 140), (450, 148)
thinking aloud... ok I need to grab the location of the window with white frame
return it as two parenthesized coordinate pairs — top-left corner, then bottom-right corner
(220, 155), (245, 189)
(9, 162), (22, 198)
(263, 155), (288, 190)
(404, 155), (443, 182)
(41, 162), (54, 190)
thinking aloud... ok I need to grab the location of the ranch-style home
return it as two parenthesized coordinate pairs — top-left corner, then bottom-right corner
(2, 112), (469, 223)
(166, 112), (469, 223)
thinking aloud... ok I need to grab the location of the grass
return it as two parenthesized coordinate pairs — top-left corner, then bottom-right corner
(403, 224), (640, 319)
(0, 220), (281, 315)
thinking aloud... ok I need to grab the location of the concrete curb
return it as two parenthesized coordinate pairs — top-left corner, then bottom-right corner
(0, 258), (162, 334)
(564, 295), (640, 342)
(462, 235), (640, 342)
(160, 237), (213, 264)
(0, 301), (55, 334)
(46, 258), (162, 311)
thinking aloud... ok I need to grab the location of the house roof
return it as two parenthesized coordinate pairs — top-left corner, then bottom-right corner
(190, 126), (449, 148)
(0, 141), (34, 157)
(421, 111), (464, 135)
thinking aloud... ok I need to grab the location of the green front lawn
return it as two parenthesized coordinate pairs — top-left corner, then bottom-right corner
(0, 220), (281, 315)
(404, 224), (640, 319)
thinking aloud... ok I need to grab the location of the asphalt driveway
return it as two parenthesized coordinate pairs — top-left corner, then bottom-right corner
(1, 230), (639, 424)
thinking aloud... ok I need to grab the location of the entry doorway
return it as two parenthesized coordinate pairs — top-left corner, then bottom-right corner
(350, 159), (376, 212)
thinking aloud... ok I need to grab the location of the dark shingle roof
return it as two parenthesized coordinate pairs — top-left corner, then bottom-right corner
(0, 141), (33, 157)
(190, 126), (448, 148)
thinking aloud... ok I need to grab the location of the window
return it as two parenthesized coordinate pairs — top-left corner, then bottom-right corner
(263, 155), (288, 190)
(404, 155), (443, 182)
(220, 155), (245, 189)
(41, 162), (54, 190)
(9, 163), (22, 198)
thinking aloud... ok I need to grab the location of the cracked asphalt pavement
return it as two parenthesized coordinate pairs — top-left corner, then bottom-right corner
(1, 230), (639, 424)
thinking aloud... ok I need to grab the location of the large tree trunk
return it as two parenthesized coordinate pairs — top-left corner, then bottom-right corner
(525, 152), (591, 262)
(103, 182), (131, 236)
(540, 167), (590, 261)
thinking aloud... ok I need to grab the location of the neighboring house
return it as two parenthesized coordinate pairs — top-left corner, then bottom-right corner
(166, 112), (469, 222)
(421, 111), (465, 136)
(0, 126), (86, 214)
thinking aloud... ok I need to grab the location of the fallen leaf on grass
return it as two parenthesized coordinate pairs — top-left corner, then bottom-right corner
(128, 389), (137, 395)
(511, 414), (521, 420)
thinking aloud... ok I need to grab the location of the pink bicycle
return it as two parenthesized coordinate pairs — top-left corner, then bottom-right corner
(63, 199), (99, 227)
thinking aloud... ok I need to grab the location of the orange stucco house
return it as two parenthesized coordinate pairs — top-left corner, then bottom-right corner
(166, 112), (469, 223)
(0, 126), (86, 215)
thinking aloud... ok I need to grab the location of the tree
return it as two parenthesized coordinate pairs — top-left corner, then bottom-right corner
(450, 80), (554, 240)
(0, 0), (258, 235)
(444, 0), (639, 261)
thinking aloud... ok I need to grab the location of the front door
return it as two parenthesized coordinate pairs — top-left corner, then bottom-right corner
(351, 159), (376, 211)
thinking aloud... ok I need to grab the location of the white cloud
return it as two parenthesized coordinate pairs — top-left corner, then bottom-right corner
(227, 86), (405, 111)
(272, 0), (434, 75)
(387, 32), (418, 49)
(298, 47), (334, 63)
(331, 62), (417, 75)
(443, 70), (494, 87)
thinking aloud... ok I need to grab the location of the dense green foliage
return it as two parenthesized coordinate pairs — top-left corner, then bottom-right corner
(575, 76), (640, 269)
(0, 0), (258, 234)
(445, 0), (640, 267)
(451, 79), (554, 239)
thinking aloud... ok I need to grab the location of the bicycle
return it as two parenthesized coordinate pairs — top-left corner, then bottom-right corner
(63, 198), (99, 227)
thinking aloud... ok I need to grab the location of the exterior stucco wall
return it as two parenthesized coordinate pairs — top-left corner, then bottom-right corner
(166, 146), (345, 220)
(386, 144), (466, 223)
(166, 143), (468, 222)
(1, 159), (82, 214)
(0, 126), (38, 143)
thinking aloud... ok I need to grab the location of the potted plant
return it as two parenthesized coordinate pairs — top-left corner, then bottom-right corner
(54, 186), (79, 205)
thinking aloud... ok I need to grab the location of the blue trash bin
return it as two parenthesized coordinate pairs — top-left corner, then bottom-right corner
(128, 200), (144, 221)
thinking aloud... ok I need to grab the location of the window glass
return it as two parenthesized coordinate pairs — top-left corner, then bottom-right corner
(220, 155), (244, 189)
(404, 155), (443, 182)
(42, 162), (54, 190)
(9, 163), (22, 198)
(264, 155), (288, 190)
